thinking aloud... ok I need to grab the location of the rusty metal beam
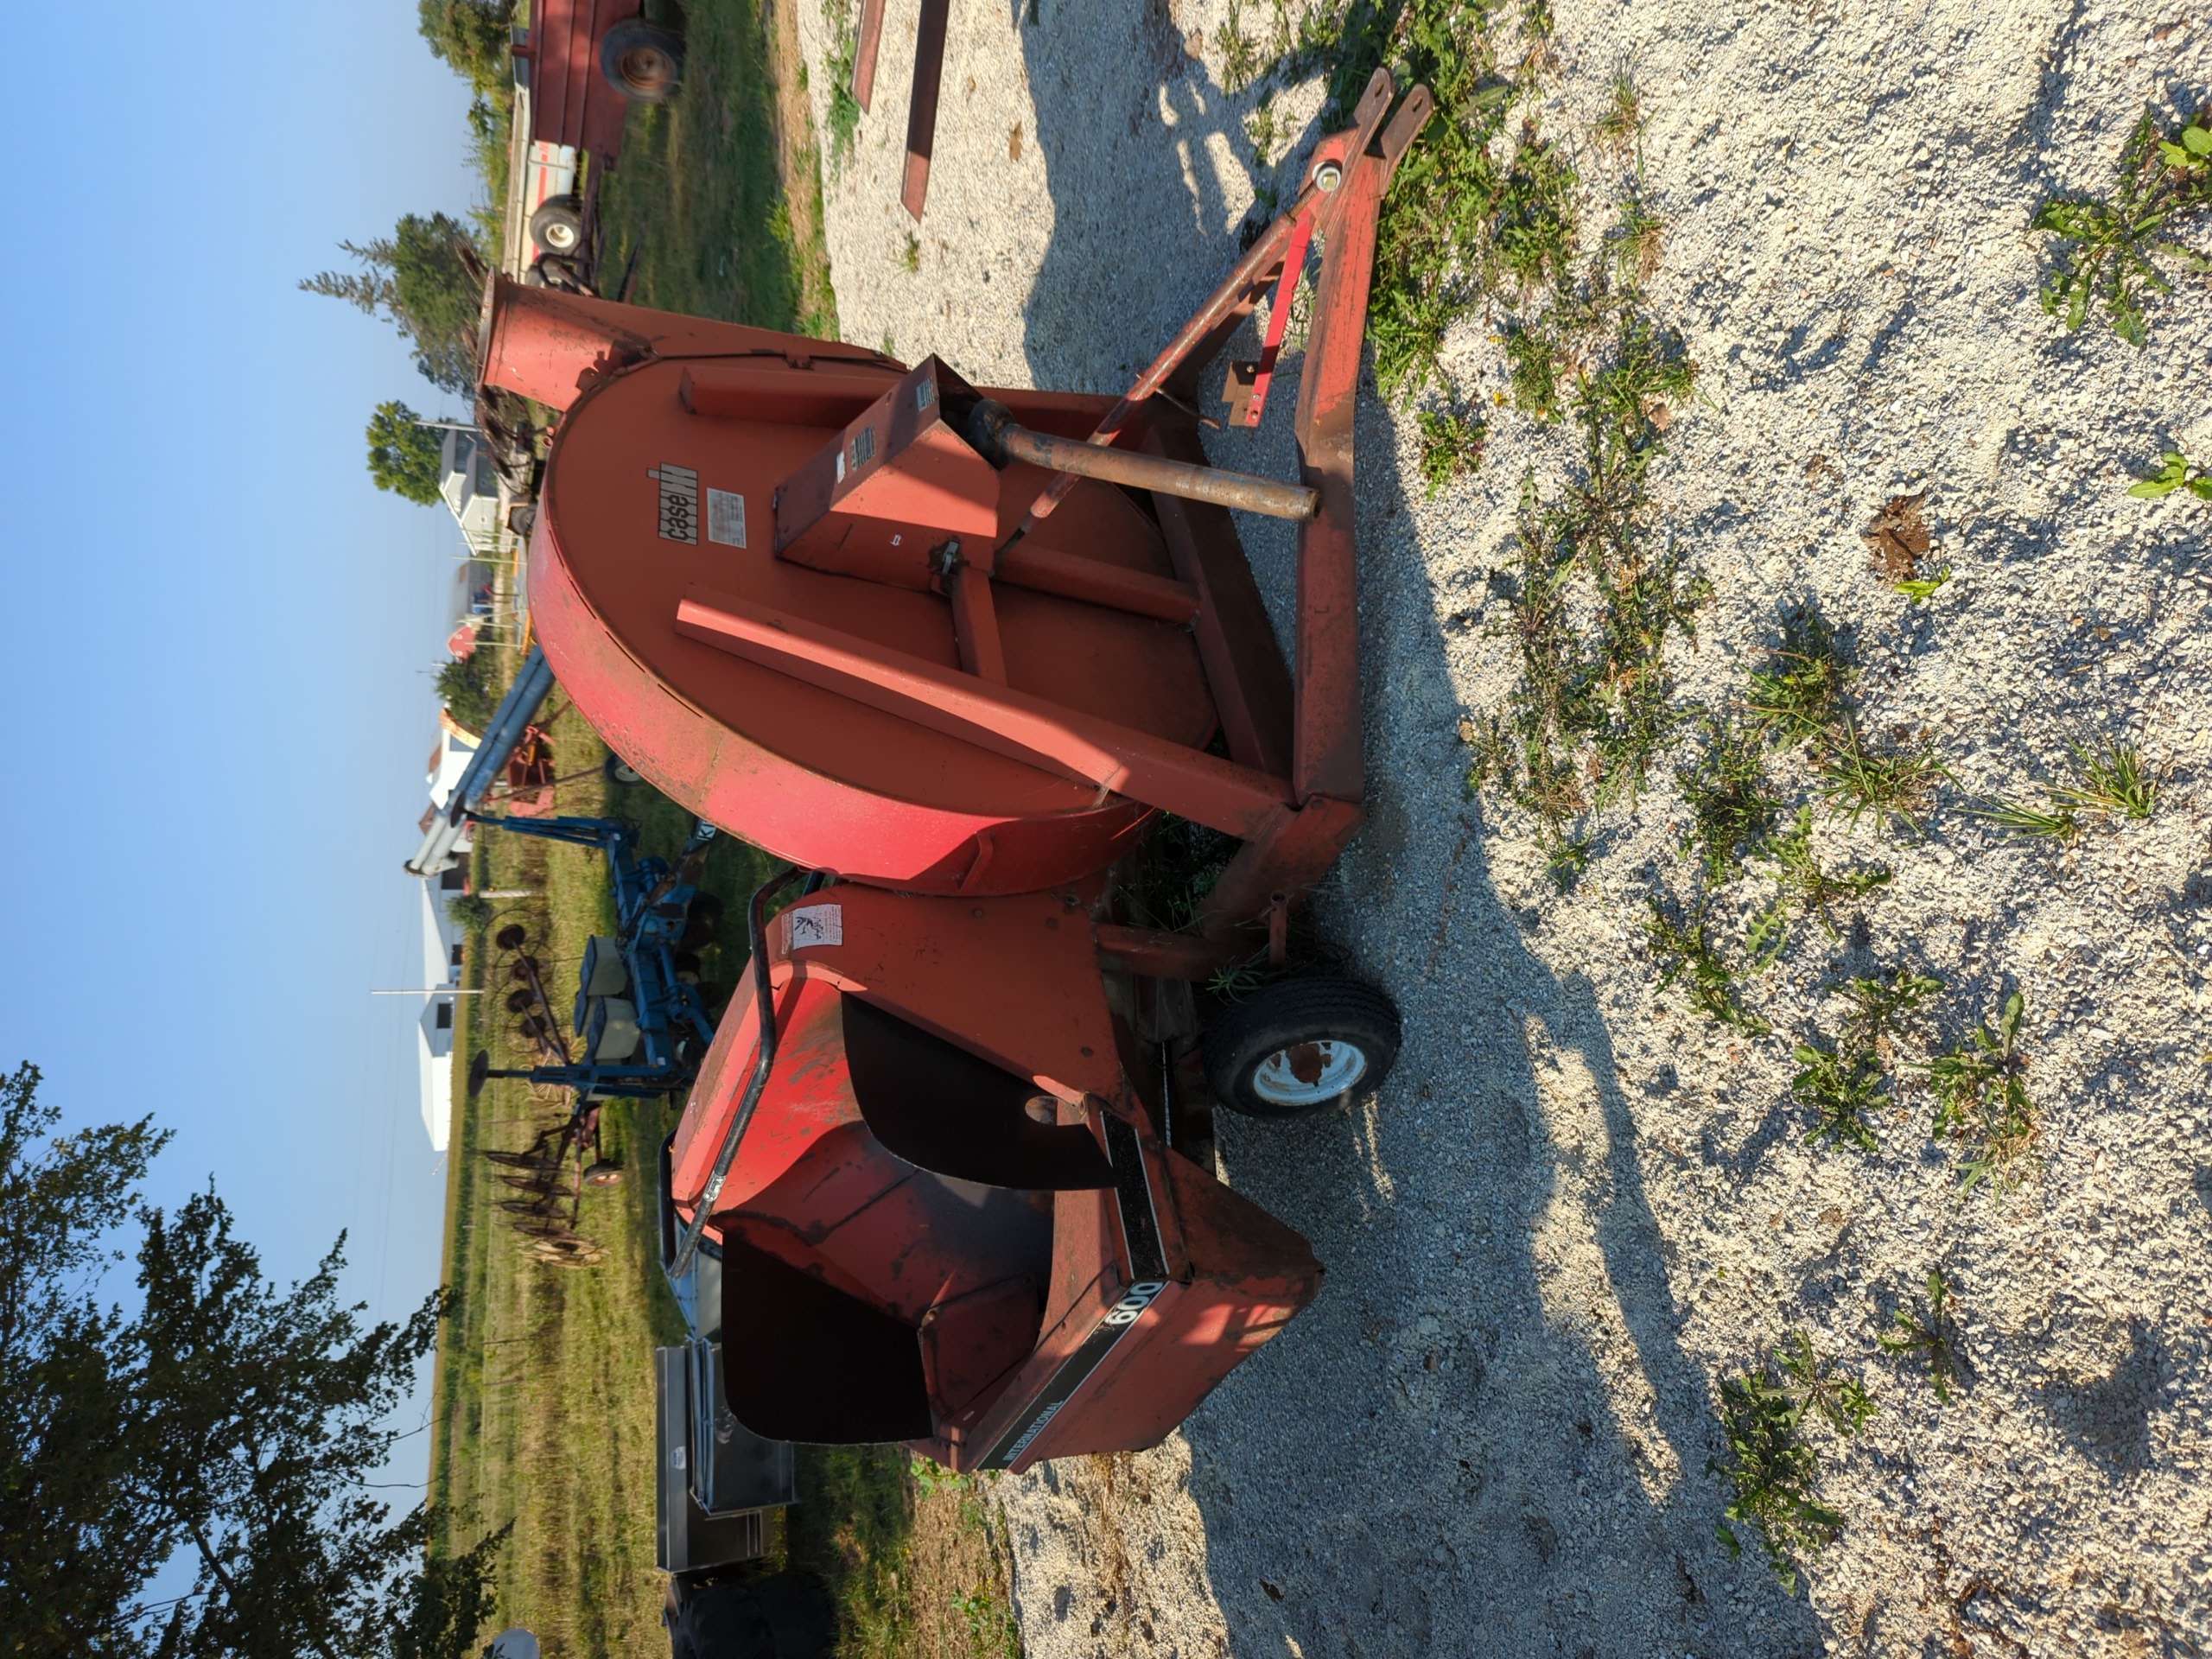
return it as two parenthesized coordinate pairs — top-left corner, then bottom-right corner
(673, 586), (1296, 839)
(900, 0), (950, 220)
(993, 543), (1199, 624)
(1093, 925), (1243, 982)
(850, 0), (886, 111)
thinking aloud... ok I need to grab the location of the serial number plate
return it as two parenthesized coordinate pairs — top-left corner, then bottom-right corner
(653, 463), (699, 543)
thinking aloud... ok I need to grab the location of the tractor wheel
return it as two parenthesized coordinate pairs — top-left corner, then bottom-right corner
(601, 20), (685, 103)
(671, 1573), (832, 1659)
(1202, 977), (1401, 1120)
(605, 752), (645, 787)
(582, 1161), (624, 1188)
(678, 893), (723, 951)
(529, 195), (587, 258)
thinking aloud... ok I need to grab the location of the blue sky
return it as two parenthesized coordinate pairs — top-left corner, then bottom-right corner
(0, 4), (487, 1487)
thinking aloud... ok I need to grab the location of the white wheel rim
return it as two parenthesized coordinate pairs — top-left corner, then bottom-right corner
(1251, 1039), (1367, 1107)
(542, 220), (578, 252)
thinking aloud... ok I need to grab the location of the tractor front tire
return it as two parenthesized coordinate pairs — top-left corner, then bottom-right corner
(601, 20), (685, 103)
(1203, 976), (1401, 1120)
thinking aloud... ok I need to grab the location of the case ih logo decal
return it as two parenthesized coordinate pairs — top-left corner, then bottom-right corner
(652, 464), (700, 543)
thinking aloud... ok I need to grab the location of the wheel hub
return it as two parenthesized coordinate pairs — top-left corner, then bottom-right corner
(1251, 1039), (1367, 1106)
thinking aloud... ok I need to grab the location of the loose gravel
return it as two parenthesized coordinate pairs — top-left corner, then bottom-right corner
(791, 1), (2212, 1651)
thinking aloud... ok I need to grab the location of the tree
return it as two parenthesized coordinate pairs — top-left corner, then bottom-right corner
(416, 0), (517, 103)
(365, 404), (446, 506)
(0, 1068), (504, 1659)
(302, 214), (487, 397)
(435, 654), (499, 734)
(0, 1063), (170, 1659)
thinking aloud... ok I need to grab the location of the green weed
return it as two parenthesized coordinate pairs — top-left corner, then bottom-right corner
(1417, 408), (1488, 494)
(1974, 797), (2079, 841)
(1713, 1331), (1874, 1592)
(1878, 1268), (1961, 1403)
(2127, 448), (2212, 500)
(950, 1585), (1022, 1659)
(1609, 198), (1667, 289)
(1895, 565), (1951, 603)
(1247, 98), (1280, 167)
(1592, 70), (1643, 154)
(1923, 991), (2038, 1193)
(1767, 808), (1891, 936)
(2032, 102), (2212, 345)
(1980, 738), (2154, 840)
(1829, 967), (1944, 1055)
(1745, 606), (1853, 747)
(1790, 1039), (1887, 1152)
(822, 0), (863, 168)
(1815, 716), (1947, 833)
(899, 230), (920, 271)
(1219, 0), (1262, 93)
(1678, 716), (1783, 881)
(1644, 896), (1770, 1034)
(2050, 737), (2157, 821)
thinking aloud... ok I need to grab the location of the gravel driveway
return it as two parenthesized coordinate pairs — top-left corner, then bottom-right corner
(791, 2), (2212, 1652)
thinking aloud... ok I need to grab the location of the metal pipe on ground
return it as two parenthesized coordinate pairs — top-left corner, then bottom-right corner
(964, 400), (1319, 523)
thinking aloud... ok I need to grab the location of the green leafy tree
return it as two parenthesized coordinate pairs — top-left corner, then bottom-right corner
(365, 404), (446, 506)
(0, 1066), (503, 1659)
(435, 654), (499, 734)
(302, 214), (486, 396)
(416, 0), (516, 101)
(0, 1063), (171, 1659)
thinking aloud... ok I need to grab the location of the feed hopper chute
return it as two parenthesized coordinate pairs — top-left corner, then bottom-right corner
(664, 885), (1325, 1470)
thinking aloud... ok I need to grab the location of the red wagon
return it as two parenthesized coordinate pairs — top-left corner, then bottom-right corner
(488, 73), (1431, 1471)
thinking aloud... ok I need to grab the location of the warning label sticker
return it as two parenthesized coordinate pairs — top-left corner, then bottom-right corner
(784, 905), (843, 951)
(706, 488), (747, 548)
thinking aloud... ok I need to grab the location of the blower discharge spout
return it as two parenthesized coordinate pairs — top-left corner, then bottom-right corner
(963, 399), (1319, 523)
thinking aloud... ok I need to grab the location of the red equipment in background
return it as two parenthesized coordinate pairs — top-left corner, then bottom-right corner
(513, 0), (683, 164)
(485, 73), (1431, 1469)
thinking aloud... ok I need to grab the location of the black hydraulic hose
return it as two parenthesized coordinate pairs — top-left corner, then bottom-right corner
(668, 866), (807, 1278)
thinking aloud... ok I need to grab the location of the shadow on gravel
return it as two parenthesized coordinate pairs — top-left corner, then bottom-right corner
(1008, 6), (1825, 1655)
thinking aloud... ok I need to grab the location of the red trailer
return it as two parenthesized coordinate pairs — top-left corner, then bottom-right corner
(512, 0), (683, 166)
(481, 73), (1431, 1471)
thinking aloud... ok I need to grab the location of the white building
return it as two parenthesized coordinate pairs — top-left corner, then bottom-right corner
(439, 429), (507, 557)
(416, 877), (469, 1152)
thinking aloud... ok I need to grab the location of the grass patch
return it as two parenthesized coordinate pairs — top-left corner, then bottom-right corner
(1416, 408), (1487, 493)
(2031, 100), (2212, 346)
(1878, 1268), (1961, 1403)
(597, 0), (837, 335)
(1978, 737), (2156, 841)
(430, 650), (785, 1653)
(1813, 715), (1947, 835)
(1713, 1332), (1875, 1592)
(1744, 605), (1853, 748)
(1924, 990), (2039, 1194)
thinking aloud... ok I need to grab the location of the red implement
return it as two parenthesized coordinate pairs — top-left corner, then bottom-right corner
(666, 885), (1322, 1470)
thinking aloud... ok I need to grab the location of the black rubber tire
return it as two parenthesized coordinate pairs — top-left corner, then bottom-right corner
(1202, 976), (1402, 1120)
(582, 1160), (624, 1188)
(605, 751), (645, 786)
(671, 1572), (833, 1659)
(529, 195), (587, 257)
(678, 893), (724, 952)
(601, 19), (684, 103)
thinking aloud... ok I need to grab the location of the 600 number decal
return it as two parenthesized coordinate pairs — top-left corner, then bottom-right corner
(1101, 1281), (1167, 1326)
